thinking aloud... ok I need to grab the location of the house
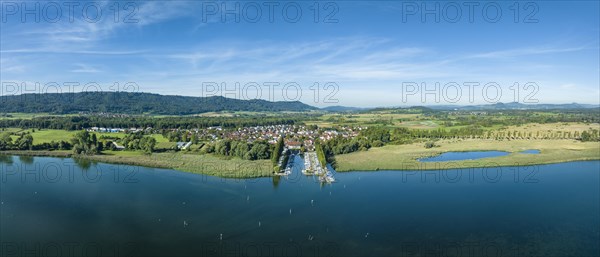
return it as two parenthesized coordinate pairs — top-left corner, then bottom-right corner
(285, 141), (302, 149)
(176, 141), (193, 150)
(112, 142), (125, 150)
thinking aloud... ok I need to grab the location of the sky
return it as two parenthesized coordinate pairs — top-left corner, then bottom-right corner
(1, 0), (599, 107)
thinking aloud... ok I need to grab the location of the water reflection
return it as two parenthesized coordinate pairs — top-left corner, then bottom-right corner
(0, 154), (13, 164)
(73, 158), (94, 170)
(272, 175), (280, 188)
(18, 155), (34, 164)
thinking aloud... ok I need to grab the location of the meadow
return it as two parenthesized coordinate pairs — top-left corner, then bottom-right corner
(335, 139), (600, 171)
(87, 151), (273, 178)
(305, 112), (439, 129)
(2, 128), (180, 150)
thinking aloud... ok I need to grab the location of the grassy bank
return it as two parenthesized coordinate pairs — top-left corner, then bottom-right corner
(0, 150), (273, 178)
(335, 139), (600, 171)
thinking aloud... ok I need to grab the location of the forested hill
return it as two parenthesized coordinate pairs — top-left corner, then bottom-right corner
(0, 92), (317, 115)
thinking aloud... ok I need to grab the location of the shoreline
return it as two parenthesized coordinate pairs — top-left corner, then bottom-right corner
(335, 156), (600, 172)
(0, 150), (274, 178)
(2, 142), (599, 175)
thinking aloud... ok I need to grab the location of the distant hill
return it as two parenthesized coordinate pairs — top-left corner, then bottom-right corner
(427, 102), (600, 110)
(338, 102), (599, 114)
(321, 106), (368, 112)
(0, 92), (318, 115)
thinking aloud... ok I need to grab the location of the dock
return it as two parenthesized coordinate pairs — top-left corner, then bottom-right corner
(302, 152), (335, 183)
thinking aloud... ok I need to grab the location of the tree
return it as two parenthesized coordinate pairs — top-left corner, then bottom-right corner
(0, 133), (13, 150)
(215, 140), (231, 156)
(71, 130), (97, 155)
(139, 137), (156, 154)
(271, 137), (285, 166)
(16, 134), (34, 150)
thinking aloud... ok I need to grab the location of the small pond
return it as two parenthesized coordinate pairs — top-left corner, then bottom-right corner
(419, 150), (510, 162)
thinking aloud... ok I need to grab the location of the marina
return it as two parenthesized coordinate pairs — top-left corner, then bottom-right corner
(302, 151), (336, 183)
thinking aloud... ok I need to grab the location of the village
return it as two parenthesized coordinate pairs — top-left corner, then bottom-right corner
(88, 124), (364, 151)
(86, 124), (364, 182)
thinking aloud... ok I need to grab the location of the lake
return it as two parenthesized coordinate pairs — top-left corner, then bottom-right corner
(419, 151), (510, 162)
(1, 155), (599, 257)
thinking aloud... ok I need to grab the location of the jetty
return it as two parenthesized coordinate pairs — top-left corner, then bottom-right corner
(302, 151), (335, 183)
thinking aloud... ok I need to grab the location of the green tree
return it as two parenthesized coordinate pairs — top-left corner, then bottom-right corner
(140, 137), (157, 154)
(271, 137), (284, 166)
(71, 130), (97, 155)
(0, 133), (13, 150)
(16, 134), (34, 150)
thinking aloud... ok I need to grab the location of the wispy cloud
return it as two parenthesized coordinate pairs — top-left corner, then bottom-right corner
(469, 46), (588, 59)
(70, 64), (102, 73)
(2, 1), (191, 53)
(0, 57), (26, 73)
(0, 48), (145, 55)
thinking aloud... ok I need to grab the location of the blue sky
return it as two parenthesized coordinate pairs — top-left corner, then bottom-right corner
(1, 1), (598, 107)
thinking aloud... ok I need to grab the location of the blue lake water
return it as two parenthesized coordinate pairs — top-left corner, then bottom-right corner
(1, 155), (599, 256)
(419, 151), (511, 162)
(520, 149), (541, 154)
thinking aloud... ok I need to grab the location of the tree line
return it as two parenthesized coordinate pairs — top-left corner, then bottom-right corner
(202, 139), (272, 161)
(0, 115), (306, 130)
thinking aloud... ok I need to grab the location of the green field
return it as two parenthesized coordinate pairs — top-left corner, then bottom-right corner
(398, 120), (439, 129)
(2, 128), (170, 147)
(305, 112), (454, 129)
(8, 129), (78, 143)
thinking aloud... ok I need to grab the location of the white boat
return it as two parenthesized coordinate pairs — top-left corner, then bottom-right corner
(319, 175), (335, 183)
